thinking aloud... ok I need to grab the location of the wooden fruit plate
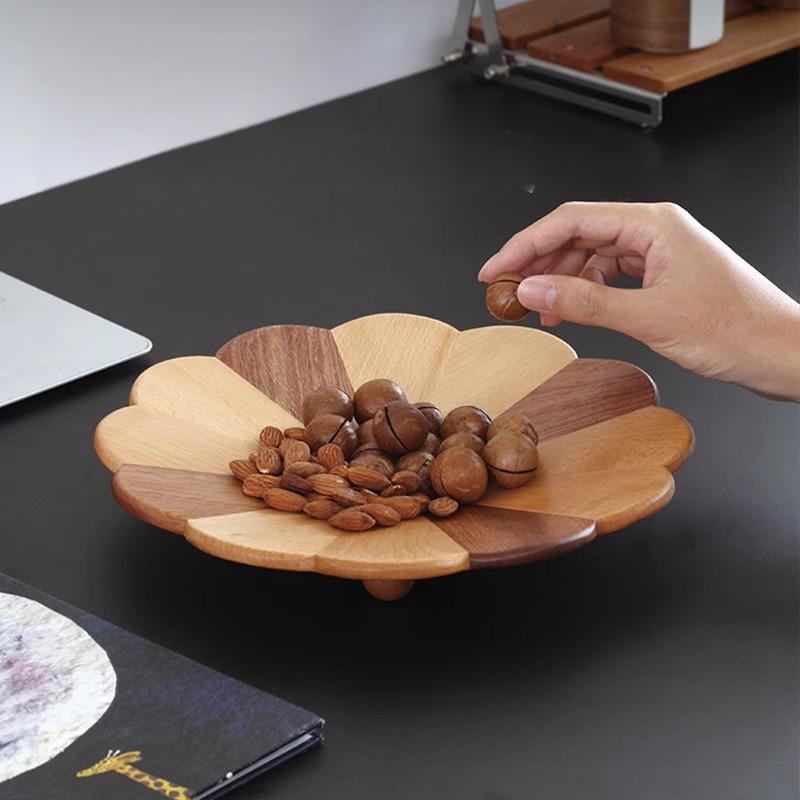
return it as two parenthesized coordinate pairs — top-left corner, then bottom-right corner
(94, 314), (694, 600)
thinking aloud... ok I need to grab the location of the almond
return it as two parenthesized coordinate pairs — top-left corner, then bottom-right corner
(379, 496), (421, 520)
(357, 503), (401, 527)
(328, 508), (376, 532)
(328, 464), (350, 479)
(229, 459), (256, 481)
(428, 496), (458, 518)
(283, 426), (308, 442)
(259, 425), (284, 448)
(280, 473), (314, 495)
(332, 487), (370, 508)
(409, 492), (432, 510)
(392, 470), (422, 493)
(303, 498), (343, 520)
(242, 473), (281, 496)
(308, 473), (350, 497)
(281, 438), (311, 466)
(348, 465), (392, 491)
(263, 488), (307, 512)
(380, 484), (407, 497)
(317, 443), (346, 471)
(285, 461), (327, 478)
(254, 447), (282, 475)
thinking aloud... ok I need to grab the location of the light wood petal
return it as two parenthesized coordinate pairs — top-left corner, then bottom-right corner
(94, 406), (255, 474)
(539, 406), (695, 474)
(433, 507), (595, 568)
(185, 510), (340, 572)
(217, 325), (354, 419)
(130, 356), (300, 438)
(112, 466), (264, 533)
(430, 326), (576, 417)
(332, 314), (457, 403)
(316, 517), (469, 580)
(499, 358), (658, 441)
(185, 511), (469, 579)
(478, 467), (675, 534)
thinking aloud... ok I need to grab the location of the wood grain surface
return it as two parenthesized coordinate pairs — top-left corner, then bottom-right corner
(608, 0), (764, 54)
(499, 358), (657, 442)
(430, 326), (576, 418)
(470, 0), (609, 50)
(94, 406), (257, 474)
(478, 466), (675, 534)
(539, 406), (695, 474)
(112, 465), (263, 533)
(528, 17), (630, 70)
(130, 356), (300, 439)
(602, 10), (800, 92)
(217, 325), (354, 419)
(186, 510), (470, 580)
(609, 0), (694, 53)
(186, 510), (341, 572)
(332, 314), (457, 404)
(433, 507), (595, 568)
(315, 517), (469, 580)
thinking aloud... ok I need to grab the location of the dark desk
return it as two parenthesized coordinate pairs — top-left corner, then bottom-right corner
(1, 51), (797, 799)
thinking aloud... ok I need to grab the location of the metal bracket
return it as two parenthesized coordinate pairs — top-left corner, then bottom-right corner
(444, 0), (506, 72)
(505, 53), (663, 127)
(443, 0), (664, 128)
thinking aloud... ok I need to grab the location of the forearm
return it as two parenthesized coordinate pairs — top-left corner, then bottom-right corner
(739, 306), (800, 402)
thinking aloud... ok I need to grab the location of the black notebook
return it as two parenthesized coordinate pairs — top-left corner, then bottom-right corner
(0, 573), (323, 799)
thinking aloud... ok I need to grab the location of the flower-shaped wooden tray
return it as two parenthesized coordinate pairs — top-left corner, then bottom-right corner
(94, 314), (694, 600)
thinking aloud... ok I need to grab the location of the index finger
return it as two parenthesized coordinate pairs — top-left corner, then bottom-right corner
(477, 201), (657, 283)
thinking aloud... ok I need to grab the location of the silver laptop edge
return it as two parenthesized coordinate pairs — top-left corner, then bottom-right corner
(0, 271), (152, 408)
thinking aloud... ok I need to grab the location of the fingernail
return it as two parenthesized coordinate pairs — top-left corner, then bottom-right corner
(477, 256), (496, 282)
(518, 277), (555, 312)
(587, 267), (604, 285)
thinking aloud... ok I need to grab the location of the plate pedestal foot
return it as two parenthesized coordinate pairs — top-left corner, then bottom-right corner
(363, 579), (414, 601)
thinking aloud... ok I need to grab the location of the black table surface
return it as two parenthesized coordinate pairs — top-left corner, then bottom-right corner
(1, 51), (798, 799)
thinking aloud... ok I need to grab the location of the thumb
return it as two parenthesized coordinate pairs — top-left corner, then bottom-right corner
(517, 275), (649, 338)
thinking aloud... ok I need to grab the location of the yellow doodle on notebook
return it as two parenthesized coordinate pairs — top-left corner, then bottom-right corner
(77, 750), (192, 799)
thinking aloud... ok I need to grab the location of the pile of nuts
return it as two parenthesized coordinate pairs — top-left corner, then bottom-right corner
(229, 379), (540, 532)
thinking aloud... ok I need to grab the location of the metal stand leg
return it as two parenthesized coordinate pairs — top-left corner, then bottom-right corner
(443, 0), (505, 73)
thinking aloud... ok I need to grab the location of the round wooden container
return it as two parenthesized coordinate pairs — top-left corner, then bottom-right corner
(94, 314), (694, 600)
(610, 0), (725, 53)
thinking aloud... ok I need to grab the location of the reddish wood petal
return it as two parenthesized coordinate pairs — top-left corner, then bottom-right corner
(112, 465), (263, 534)
(498, 358), (657, 442)
(433, 506), (595, 569)
(217, 325), (353, 419)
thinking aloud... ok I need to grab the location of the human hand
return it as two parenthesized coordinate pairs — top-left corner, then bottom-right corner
(479, 202), (800, 401)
